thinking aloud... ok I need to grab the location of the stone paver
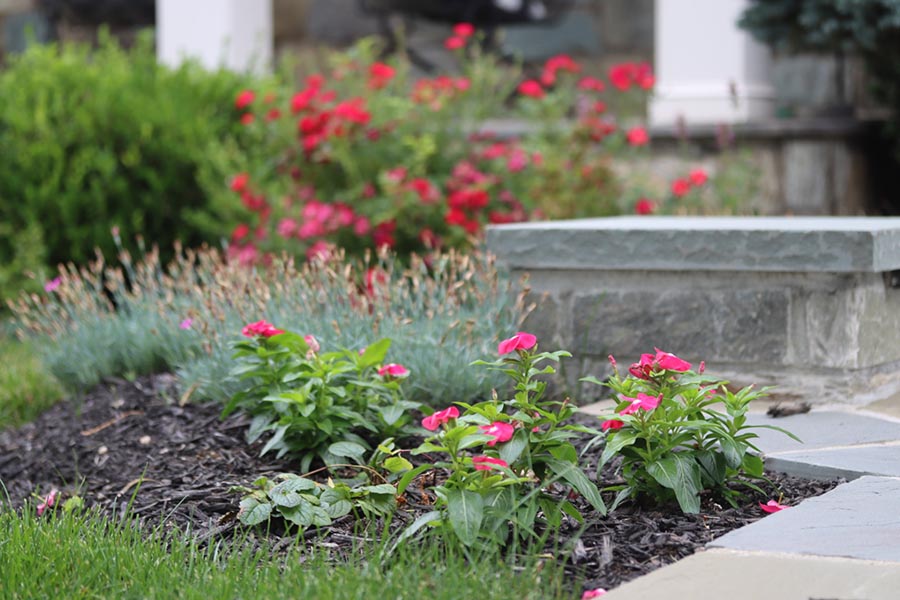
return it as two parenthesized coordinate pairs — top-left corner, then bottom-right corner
(767, 444), (900, 479)
(746, 410), (900, 454)
(710, 476), (900, 561)
(604, 549), (900, 600)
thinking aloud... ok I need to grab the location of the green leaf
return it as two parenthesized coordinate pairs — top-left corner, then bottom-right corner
(719, 437), (746, 469)
(359, 338), (392, 368)
(544, 458), (606, 514)
(378, 404), (404, 426)
(742, 453), (765, 477)
(384, 456), (413, 473)
(396, 464), (432, 495)
(328, 441), (367, 461)
(599, 430), (638, 470)
(647, 455), (703, 514)
(446, 489), (484, 547)
(260, 424), (289, 456)
(238, 497), (272, 526)
(695, 450), (727, 486)
(499, 428), (528, 465)
(268, 477), (315, 508)
(359, 484), (396, 496)
(560, 499), (584, 524)
(281, 499), (315, 528)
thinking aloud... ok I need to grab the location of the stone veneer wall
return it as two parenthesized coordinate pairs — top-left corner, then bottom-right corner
(488, 217), (900, 405)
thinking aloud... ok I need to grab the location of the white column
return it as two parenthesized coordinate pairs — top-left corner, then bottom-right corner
(156, 0), (273, 73)
(649, 0), (774, 126)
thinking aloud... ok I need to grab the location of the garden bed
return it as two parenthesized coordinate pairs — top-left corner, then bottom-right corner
(0, 373), (841, 592)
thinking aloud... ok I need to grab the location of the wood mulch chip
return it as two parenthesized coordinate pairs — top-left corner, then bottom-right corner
(0, 374), (842, 591)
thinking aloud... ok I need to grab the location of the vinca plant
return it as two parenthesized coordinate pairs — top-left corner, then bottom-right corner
(583, 349), (799, 514)
(400, 332), (605, 548)
(226, 322), (420, 472)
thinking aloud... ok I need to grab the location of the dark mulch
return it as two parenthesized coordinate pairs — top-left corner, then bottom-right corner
(0, 374), (842, 591)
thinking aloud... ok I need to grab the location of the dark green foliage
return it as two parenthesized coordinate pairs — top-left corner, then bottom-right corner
(0, 30), (250, 304)
(739, 1), (900, 149)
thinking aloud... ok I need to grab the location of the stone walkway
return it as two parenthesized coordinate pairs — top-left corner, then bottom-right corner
(580, 397), (900, 599)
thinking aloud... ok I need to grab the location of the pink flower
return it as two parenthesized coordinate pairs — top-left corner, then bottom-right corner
(601, 419), (624, 431)
(760, 500), (789, 513)
(480, 422), (515, 446)
(453, 23), (475, 37)
(472, 456), (509, 471)
(654, 348), (692, 372)
(628, 353), (656, 379)
(445, 36), (466, 50)
(241, 320), (284, 338)
(368, 62), (396, 90)
(235, 89), (255, 110)
(518, 80), (545, 99)
(609, 63), (634, 90)
(498, 332), (537, 355)
(230, 172), (250, 193)
(626, 126), (649, 146)
(582, 589), (607, 599)
(422, 406), (460, 431)
(634, 198), (655, 215)
(378, 363), (409, 378)
(277, 218), (298, 238)
(699, 361), (706, 374)
(689, 168), (709, 186)
(36, 489), (58, 517)
(306, 240), (335, 262)
(44, 277), (61, 293)
(671, 178), (691, 197)
(619, 392), (662, 415)
(304, 334), (320, 353)
(179, 318), (193, 330)
(240, 112), (255, 126)
(231, 223), (251, 242)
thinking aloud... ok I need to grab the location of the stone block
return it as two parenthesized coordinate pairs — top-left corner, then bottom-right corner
(710, 476), (900, 561)
(604, 549), (900, 600)
(572, 287), (788, 364)
(766, 444), (900, 480)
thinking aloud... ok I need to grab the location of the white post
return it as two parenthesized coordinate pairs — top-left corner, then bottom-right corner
(649, 0), (774, 126)
(156, 0), (273, 73)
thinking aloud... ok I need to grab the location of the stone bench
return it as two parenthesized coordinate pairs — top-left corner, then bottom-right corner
(487, 216), (900, 404)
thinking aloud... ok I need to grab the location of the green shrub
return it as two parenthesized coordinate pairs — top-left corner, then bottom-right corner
(0, 30), (252, 304)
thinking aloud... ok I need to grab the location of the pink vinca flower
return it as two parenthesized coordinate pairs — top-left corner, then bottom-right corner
(760, 500), (789, 513)
(480, 422), (515, 446)
(582, 589), (607, 600)
(472, 456), (509, 471)
(36, 489), (59, 517)
(378, 363), (409, 378)
(601, 419), (624, 432)
(689, 168), (709, 186)
(241, 320), (284, 338)
(179, 318), (193, 330)
(619, 392), (662, 416)
(422, 406), (459, 431)
(498, 332), (537, 355)
(654, 348), (692, 372)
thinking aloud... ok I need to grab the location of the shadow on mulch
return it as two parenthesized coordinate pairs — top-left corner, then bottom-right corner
(0, 374), (842, 591)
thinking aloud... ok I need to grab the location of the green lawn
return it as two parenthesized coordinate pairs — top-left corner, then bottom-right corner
(0, 334), (63, 429)
(0, 508), (575, 599)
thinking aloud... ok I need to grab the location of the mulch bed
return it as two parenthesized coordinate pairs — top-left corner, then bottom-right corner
(0, 374), (842, 591)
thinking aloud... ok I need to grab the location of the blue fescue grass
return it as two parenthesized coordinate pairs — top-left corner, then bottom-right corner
(9, 245), (526, 407)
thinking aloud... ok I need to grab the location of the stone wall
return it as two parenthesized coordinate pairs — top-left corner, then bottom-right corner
(488, 217), (900, 405)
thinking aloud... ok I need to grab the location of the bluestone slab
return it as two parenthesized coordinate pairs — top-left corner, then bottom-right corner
(487, 216), (900, 272)
(604, 549), (900, 600)
(710, 476), (900, 561)
(767, 444), (900, 479)
(746, 411), (900, 454)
